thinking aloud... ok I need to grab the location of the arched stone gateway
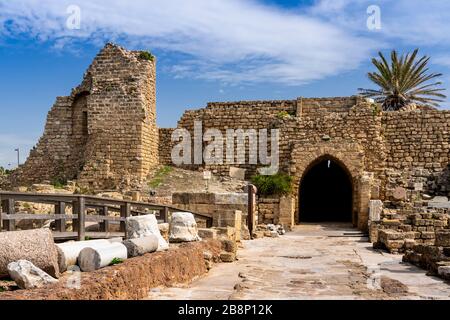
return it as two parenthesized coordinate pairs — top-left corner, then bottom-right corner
(299, 156), (353, 223)
(289, 143), (370, 230)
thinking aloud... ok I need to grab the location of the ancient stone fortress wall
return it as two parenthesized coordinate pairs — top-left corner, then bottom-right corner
(382, 110), (450, 206)
(161, 97), (450, 231)
(13, 44), (159, 190)
(158, 98), (361, 175)
(11, 43), (450, 233)
(165, 99), (297, 176)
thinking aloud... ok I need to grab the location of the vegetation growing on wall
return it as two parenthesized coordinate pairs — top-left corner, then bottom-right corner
(139, 51), (155, 62)
(276, 111), (294, 119)
(148, 165), (173, 189)
(251, 173), (293, 196)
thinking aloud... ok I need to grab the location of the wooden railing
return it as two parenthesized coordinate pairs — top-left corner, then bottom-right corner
(0, 191), (213, 241)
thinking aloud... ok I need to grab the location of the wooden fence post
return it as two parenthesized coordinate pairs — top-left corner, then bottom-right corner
(160, 206), (169, 223)
(3, 198), (16, 231)
(248, 184), (256, 239)
(120, 203), (131, 238)
(100, 206), (110, 232)
(54, 201), (66, 232)
(75, 196), (86, 241)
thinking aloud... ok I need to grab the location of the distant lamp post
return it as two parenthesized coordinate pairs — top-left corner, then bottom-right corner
(14, 148), (20, 167)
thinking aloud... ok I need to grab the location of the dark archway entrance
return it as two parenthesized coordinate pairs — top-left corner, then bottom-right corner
(299, 157), (353, 222)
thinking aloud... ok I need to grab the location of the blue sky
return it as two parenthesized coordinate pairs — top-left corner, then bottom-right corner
(1, 0), (450, 168)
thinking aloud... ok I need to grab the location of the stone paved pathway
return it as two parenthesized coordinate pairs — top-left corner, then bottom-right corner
(148, 223), (450, 300)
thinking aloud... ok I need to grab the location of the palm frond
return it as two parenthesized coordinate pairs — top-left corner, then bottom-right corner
(359, 49), (447, 111)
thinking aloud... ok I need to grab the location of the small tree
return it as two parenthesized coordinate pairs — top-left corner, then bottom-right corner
(359, 49), (446, 111)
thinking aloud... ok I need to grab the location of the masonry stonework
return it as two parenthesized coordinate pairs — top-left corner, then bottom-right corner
(159, 98), (450, 231)
(13, 44), (158, 190)
(13, 44), (450, 233)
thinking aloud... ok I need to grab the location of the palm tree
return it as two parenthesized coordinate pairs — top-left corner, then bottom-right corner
(359, 49), (446, 111)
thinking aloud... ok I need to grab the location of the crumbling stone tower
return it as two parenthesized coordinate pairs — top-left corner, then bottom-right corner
(15, 43), (158, 189)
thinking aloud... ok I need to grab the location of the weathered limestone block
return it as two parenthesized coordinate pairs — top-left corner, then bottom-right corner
(78, 243), (128, 272)
(214, 226), (236, 241)
(369, 200), (383, 222)
(214, 210), (242, 241)
(7, 260), (58, 289)
(428, 196), (450, 209)
(279, 196), (295, 229)
(229, 167), (246, 180)
(393, 187), (407, 200)
(404, 239), (416, 250)
(0, 229), (60, 278)
(220, 252), (236, 263)
(169, 212), (201, 242)
(213, 193), (248, 205)
(420, 231), (435, 240)
(221, 239), (237, 254)
(386, 240), (405, 250)
(382, 219), (402, 226)
(123, 236), (159, 257)
(438, 266), (450, 280)
(126, 214), (169, 251)
(56, 239), (112, 272)
(198, 228), (218, 240)
(378, 229), (405, 242)
(368, 222), (380, 243)
(435, 229), (450, 247)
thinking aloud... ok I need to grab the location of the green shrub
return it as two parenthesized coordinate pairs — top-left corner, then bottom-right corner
(51, 178), (66, 189)
(251, 173), (293, 196)
(109, 257), (124, 266)
(139, 51), (155, 62)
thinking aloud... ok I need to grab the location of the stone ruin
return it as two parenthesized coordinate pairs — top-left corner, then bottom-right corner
(9, 43), (450, 238)
(12, 43), (158, 190)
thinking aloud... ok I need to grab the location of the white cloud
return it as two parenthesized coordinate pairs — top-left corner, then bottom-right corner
(1, 0), (450, 86)
(0, 0), (377, 85)
(313, 0), (450, 45)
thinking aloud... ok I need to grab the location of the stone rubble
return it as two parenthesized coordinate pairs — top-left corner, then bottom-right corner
(7, 260), (58, 290)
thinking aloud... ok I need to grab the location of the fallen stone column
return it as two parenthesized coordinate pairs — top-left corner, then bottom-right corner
(169, 212), (201, 243)
(78, 242), (128, 272)
(126, 214), (169, 251)
(56, 239), (114, 272)
(123, 236), (159, 257)
(0, 229), (60, 278)
(7, 260), (58, 289)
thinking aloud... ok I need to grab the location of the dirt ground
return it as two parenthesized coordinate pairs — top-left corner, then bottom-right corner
(148, 223), (450, 300)
(0, 240), (222, 300)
